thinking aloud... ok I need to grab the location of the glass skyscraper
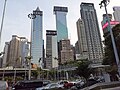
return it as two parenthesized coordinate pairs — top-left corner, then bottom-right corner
(54, 6), (68, 41)
(31, 7), (43, 66)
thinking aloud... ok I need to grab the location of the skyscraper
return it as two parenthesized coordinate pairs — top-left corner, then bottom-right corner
(54, 6), (68, 41)
(2, 42), (9, 67)
(113, 7), (120, 22)
(31, 7), (43, 67)
(80, 3), (103, 64)
(46, 30), (58, 69)
(101, 14), (112, 34)
(76, 19), (88, 60)
(4, 35), (29, 67)
(59, 39), (74, 64)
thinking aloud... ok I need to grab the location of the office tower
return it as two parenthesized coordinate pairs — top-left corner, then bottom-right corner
(75, 41), (80, 54)
(101, 14), (112, 34)
(80, 3), (103, 64)
(46, 30), (58, 69)
(2, 42), (9, 67)
(76, 19), (88, 60)
(59, 39), (74, 64)
(113, 7), (120, 22)
(31, 7), (43, 67)
(71, 45), (76, 61)
(20, 37), (30, 67)
(54, 6), (68, 41)
(6, 35), (29, 67)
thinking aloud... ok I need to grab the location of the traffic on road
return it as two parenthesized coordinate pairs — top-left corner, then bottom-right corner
(0, 77), (103, 90)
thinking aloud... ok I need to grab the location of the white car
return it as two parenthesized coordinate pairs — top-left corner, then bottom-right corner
(0, 81), (8, 90)
(36, 83), (62, 90)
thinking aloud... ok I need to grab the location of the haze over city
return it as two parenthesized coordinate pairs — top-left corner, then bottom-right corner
(1, 0), (120, 89)
(0, 0), (120, 51)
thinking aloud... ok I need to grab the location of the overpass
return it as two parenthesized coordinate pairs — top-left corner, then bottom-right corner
(0, 67), (37, 79)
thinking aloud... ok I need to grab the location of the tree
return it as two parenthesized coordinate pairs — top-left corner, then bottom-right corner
(103, 24), (120, 79)
(75, 59), (93, 80)
(103, 24), (120, 65)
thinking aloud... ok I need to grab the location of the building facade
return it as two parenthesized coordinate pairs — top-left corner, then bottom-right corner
(59, 39), (74, 64)
(101, 14), (112, 34)
(80, 3), (103, 64)
(31, 7), (43, 67)
(113, 7), (120, 22)
(76, 18), (88, 60)
(2, 42), (9, 67)
(46, 30), (58, 69)
(4, 35), (29, 68)
(54, 6), (68, 41)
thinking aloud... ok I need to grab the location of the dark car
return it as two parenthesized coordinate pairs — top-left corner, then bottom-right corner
(12, 80), (50, 90)
(82, 78), (99, 88)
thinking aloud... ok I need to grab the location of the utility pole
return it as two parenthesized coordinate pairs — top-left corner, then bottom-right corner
(99, 0), (120, 75)
(0, 0), (7, 47)
(27, 13), (36, 80)
(25, 56), (32, 80)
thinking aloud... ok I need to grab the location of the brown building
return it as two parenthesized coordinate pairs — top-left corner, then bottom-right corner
(4, 35), (29, 68)
(58, 39), (74, 64)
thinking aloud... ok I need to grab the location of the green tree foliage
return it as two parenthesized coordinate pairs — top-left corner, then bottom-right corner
(103, 24), (120, 65)
(103, 24), (120, 75)
(75, 59), (93, 80)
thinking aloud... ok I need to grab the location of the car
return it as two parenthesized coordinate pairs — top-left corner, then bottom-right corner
(0, 81), (9, 90)
(12, 80), (44, 90)
(64, 82), (74, 89)
(57, 80), (69, 88)
(36, 83), (62, 90)
(82, 78), (99, 88)
(75, 80), (85, 89)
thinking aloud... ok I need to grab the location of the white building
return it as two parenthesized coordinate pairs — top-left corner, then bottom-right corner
(113, 7), (120, 22)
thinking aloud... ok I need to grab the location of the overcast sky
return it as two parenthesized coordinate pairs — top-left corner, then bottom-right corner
(0, 0), (120, 51)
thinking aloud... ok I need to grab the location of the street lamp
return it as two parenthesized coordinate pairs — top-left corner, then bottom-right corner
(99, 0), (120, 75)
(28, 13), (36, 56)
(25, 56), (32, 80)
(27, 13), (36, 80)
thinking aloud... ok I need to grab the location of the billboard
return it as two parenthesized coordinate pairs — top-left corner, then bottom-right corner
(102, 21), (120, 30)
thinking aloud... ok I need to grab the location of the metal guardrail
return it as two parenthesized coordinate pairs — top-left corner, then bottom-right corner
(0, 68), (36, 71)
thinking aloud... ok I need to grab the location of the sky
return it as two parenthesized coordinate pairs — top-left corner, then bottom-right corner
(0, 0), (120, 51)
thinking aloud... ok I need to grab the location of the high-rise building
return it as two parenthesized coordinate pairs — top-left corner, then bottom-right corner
(2, 42), (9, 67)
(54, 6), (68, 41)
(113, 7), (120, 22)
(46, 30), (58, 69)
(101, 14), (112, 34)
(20, 37), (30, 67)
(75, 41), (80, 54)
(31, 7), (43, 67)
(76, 19), (88, 60)
(5, 35), (29, 67)
(59, 39), (74, 64)
(80, 3), (103, 64)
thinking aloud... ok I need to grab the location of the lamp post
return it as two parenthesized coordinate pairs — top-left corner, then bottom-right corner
(0, 0), (7, 46)
(99, 0), (120, 75)
(27, 13), (36, 80)
(28, 13), (36, 54)
(25, 56), (32, 80)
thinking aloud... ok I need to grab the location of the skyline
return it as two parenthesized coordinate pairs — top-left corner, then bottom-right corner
(0, 0), (120, 51)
